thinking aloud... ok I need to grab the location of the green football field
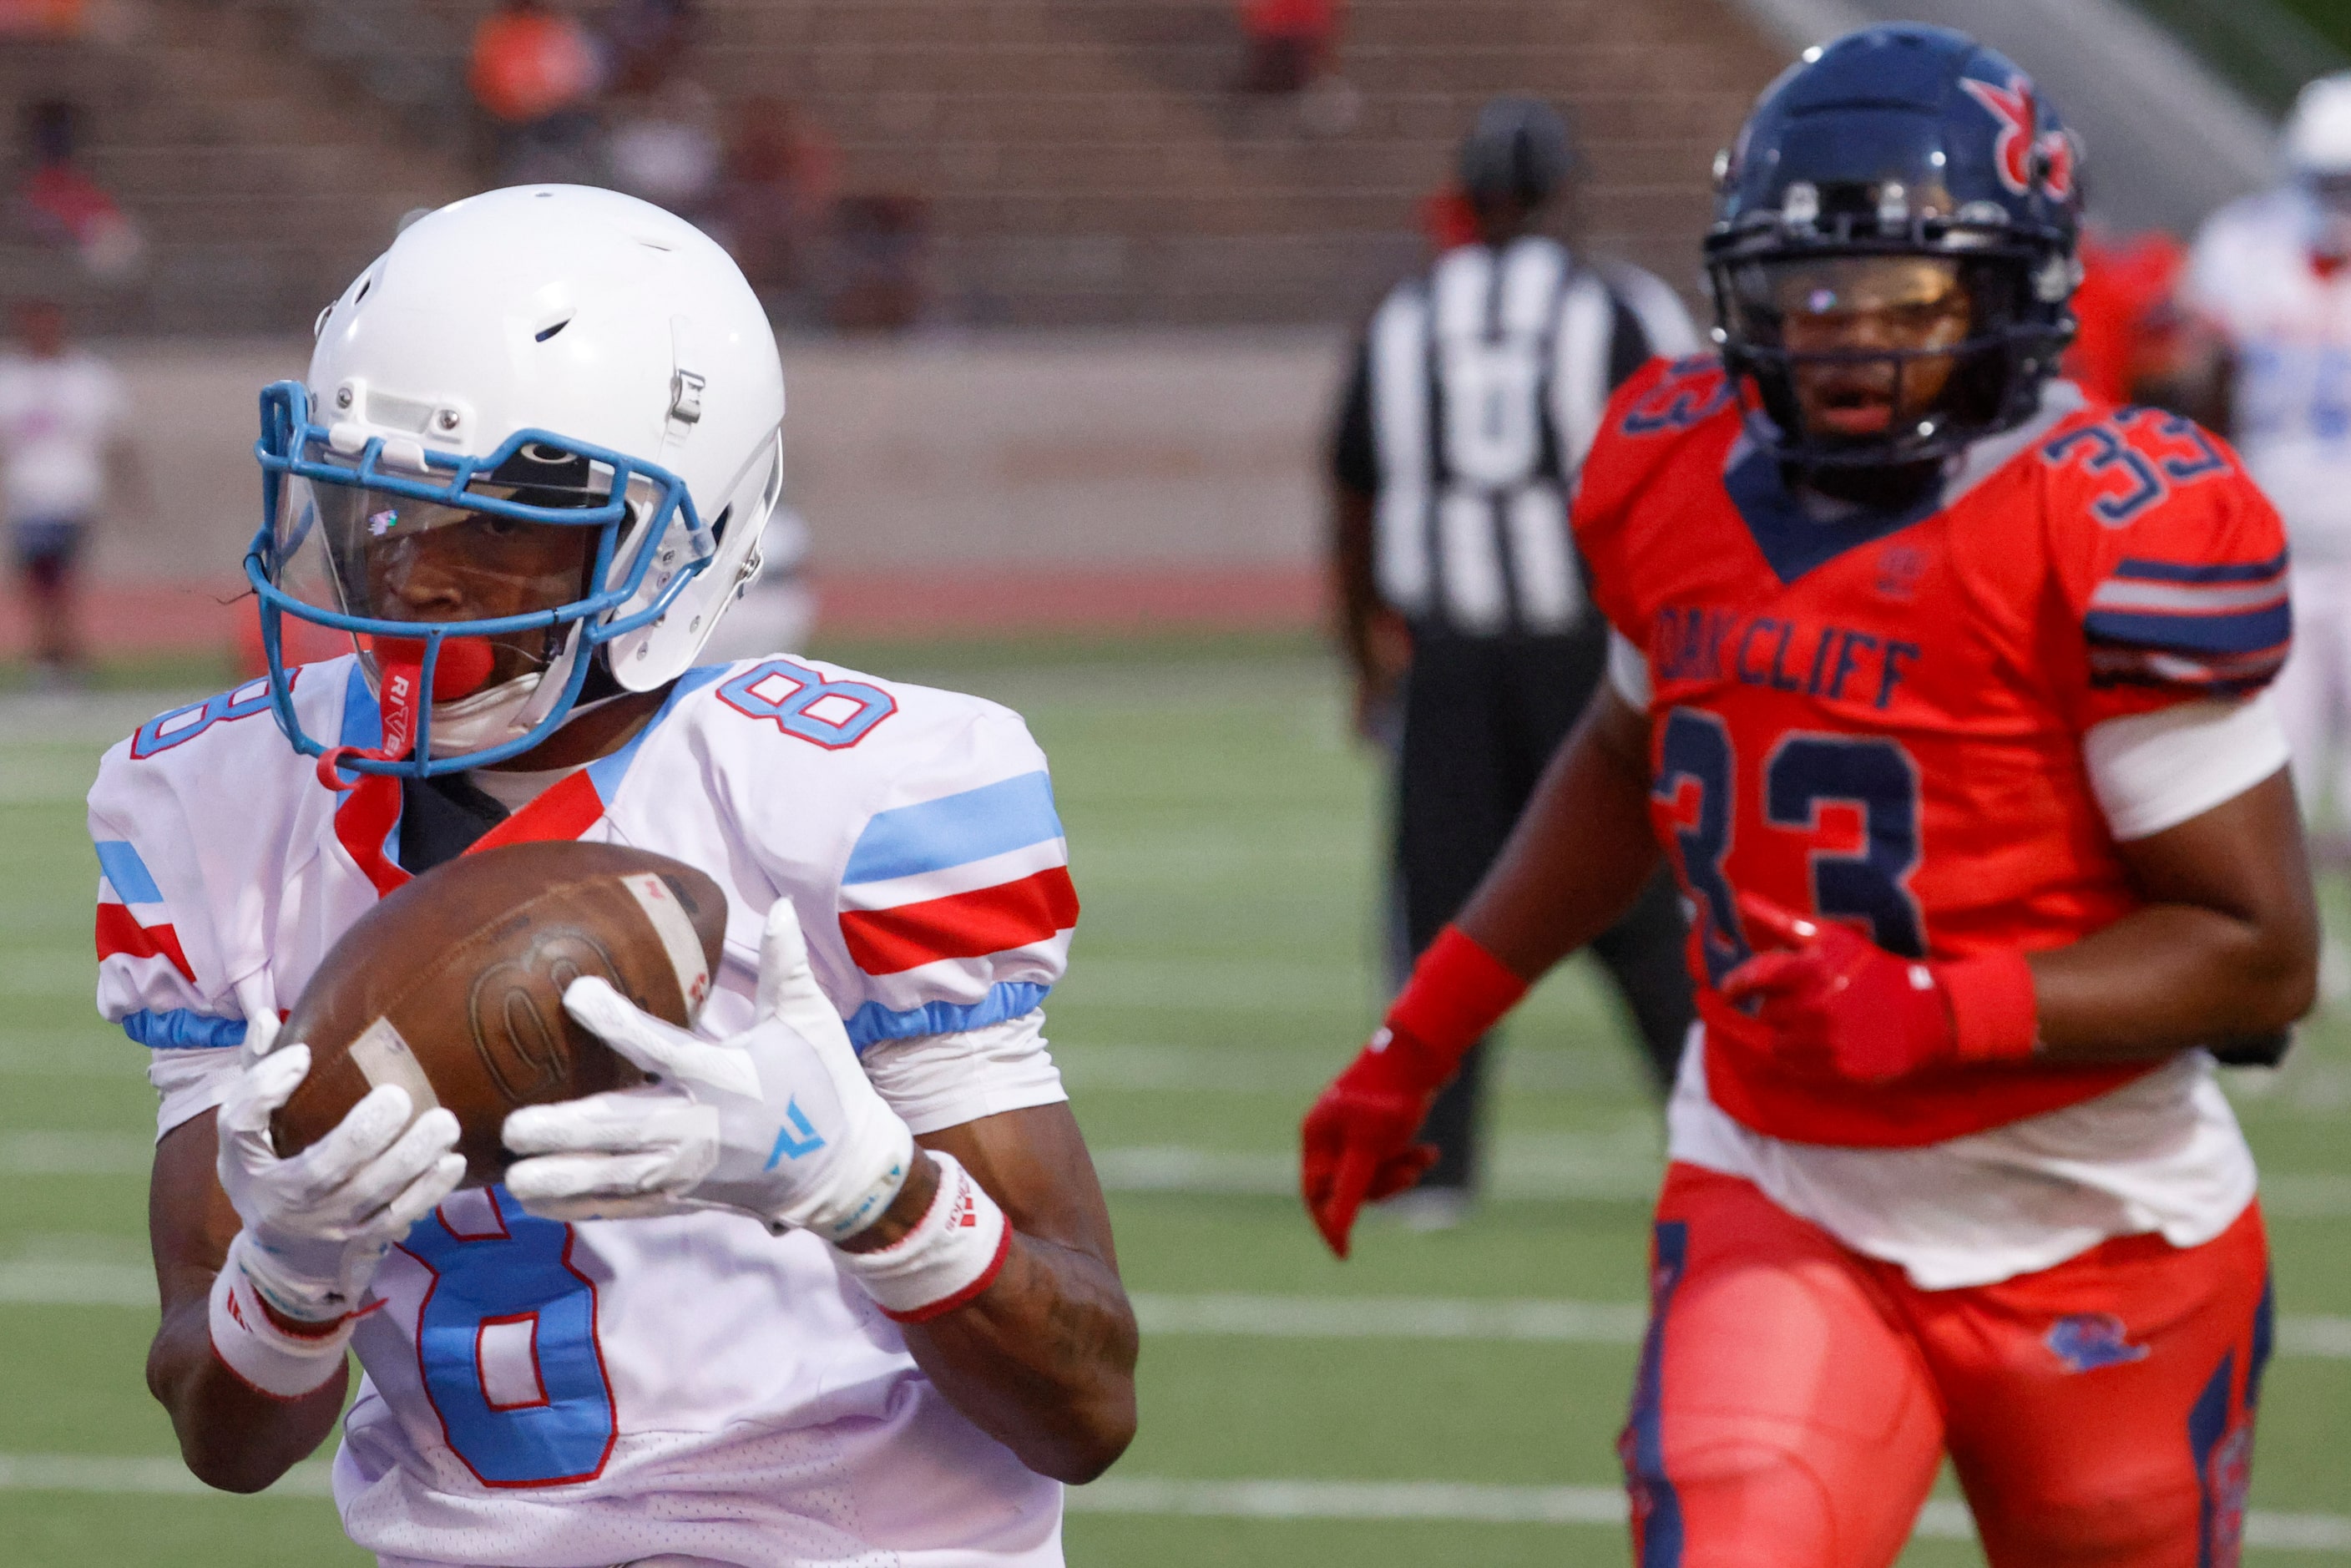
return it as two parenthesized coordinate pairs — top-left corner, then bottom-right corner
(0, 634), (2345, 1565)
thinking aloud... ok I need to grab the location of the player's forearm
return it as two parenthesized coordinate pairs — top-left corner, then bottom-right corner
(901, 1228), (1139, 1483)
(2029, 770), (2318, 1064)
(833, 1116), (1138, 1483)
(1455, 688), (1662, 979)
(146, 1286), (346, 1493)
(2029, 903), (2315, 1063)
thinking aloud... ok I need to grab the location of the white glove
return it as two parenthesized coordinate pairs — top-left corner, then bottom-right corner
(215, 1044), (466, 1324)
(503, 898), (917, 1242)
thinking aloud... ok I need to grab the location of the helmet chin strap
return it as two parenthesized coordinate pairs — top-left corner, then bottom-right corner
(498, 621), (587, 743)
(429, 621), (619, 761)
(316, 636), (498, 789)
(426, 671), (546, 757)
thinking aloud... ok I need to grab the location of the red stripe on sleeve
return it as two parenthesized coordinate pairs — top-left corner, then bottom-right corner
(95, 902), (197, 983)
(840, 867), (1079, 976)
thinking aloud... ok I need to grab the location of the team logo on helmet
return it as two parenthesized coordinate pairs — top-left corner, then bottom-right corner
(1960, 73), (2074, 200)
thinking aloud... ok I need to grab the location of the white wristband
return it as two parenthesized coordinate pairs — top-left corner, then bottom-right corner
(208, 1237), (354, 1399)
(832, 1150), (1012, 1323)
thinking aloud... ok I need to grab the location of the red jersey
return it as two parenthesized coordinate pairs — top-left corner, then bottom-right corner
(1575, 357), (2290, 1147)
(2065, 228), (2187, 406)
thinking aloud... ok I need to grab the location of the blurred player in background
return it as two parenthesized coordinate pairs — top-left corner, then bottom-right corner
(2066, 225), (2187, 408)
(2185, 73), (2351, 852)
(1329, 97), (1698, 1220)
(100, 187), (1133, 1565)
(0, 297), (129, 685)
(1307, 28), (2311, 1564)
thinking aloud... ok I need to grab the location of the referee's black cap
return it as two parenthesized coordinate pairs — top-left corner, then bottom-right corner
(1457, 96), (1575, 209)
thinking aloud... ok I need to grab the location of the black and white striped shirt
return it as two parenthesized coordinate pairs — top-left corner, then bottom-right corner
(1333, 235), (1698, 637)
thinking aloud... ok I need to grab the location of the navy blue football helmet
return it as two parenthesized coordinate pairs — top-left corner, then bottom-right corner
(1704, 25), (2083, 466)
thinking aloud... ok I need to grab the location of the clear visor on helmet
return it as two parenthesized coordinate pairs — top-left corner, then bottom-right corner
(1726, 255), (1972, 351)
(269, 436), (623, 691)
(275, 480), (603, 627)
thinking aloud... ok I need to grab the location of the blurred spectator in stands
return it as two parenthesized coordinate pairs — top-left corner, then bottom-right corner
(0, 301), (132, 687)
(15, 99), (141, 281)
(1232, 0), (1357, 134)
(2065, 226), (2189, 407)
(1236, 0), (1333, 94)
(829, 194), (933, 333)
(712, 97), (840, 313)
(0, 0), (83, 37)
(580, 0), (705, 207)
(608, 78), (722, 219)
(601, 0), (697, 96)
(468, 0), (604, 183)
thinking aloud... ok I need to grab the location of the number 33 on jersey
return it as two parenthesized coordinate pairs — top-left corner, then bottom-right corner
(1578, 357), (2291, 1150)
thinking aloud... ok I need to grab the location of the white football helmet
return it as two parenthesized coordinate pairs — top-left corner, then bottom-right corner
(2286, 72), (2351, 181)
(248, 184), (786, 776)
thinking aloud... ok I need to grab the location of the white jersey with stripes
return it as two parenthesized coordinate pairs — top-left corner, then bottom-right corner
(2186, 185), (2351, 564)
(88, 653), (1075, 1568)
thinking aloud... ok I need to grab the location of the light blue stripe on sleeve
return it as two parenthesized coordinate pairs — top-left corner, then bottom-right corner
(94, 842), (163, 904)
(120, 1009), (247, 1050)
(843, 981), (1050, 1051)
(842, 771), (1063, 886)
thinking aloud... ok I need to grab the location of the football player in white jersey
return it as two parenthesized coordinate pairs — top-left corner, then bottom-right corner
(2185, 73), (2351, 829)
(96, 186), (1136, 1568)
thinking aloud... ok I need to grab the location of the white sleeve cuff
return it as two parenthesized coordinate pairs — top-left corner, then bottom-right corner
(150, 1045), (244, 1141)
(858, 1010), (1069, 1136)
(1607, 630), (1652, 710)
(2083, 691), (2291, 842)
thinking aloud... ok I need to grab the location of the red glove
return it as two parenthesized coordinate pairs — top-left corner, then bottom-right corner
(1301, 927), (1527, 1257)
(1720, 893), (2039, 1085)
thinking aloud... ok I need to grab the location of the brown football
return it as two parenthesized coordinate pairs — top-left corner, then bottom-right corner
(273, 840), (728, 1185)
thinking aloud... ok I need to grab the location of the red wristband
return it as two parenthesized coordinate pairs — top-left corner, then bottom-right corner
(1383, 925), (1530, 1083)
(1939, 949), (2040, 1064)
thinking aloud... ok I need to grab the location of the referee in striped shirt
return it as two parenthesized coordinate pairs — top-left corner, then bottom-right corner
(1329, 98), (1697, 1220)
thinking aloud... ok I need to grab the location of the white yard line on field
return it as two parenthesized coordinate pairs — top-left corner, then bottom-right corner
(1127, 1292), (2351, 1363)
(0, 1130), (149, 1175)
(0, 1257), (153, 1308)
(1133, 1292), (1648, 1344)
(10, 1254), (2350, 1367)
(0, 1456), (2338, 1549)
(1092, 1136), (1665, 1201)
(7, 1122), (2351, 1217)
(1054, 1041), (1633, 1096)
(1068, 1477), (2351, 1547)
(1069, 1475), (1625, 1525)
(0, 1453), (331, 1496)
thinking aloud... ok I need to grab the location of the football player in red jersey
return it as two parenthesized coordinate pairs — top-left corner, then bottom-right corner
(1302, 25), (2314, 1568)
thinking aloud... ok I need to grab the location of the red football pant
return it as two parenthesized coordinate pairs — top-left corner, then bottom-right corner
(1621, 1164), (2273, 1568)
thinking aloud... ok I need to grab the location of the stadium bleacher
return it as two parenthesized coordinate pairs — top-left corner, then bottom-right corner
(5, 0), (1782, 335)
